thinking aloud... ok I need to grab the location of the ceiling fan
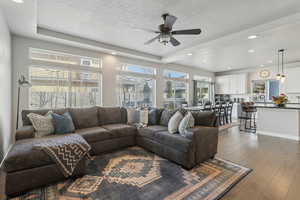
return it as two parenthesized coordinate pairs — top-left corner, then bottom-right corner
(143, 13), (202, 46)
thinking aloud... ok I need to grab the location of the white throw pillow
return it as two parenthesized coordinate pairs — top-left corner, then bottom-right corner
(179, 112), (195, 136)
(168, 111), (183, 134)
(27, 111), (54, 137)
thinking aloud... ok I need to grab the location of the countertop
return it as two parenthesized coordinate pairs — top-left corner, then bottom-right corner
(255, 103), (300, 110)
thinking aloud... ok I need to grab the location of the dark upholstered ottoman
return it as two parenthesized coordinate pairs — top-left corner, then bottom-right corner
(2, 136), (88, 197)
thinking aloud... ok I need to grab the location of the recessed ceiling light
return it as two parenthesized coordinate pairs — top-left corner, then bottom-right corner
(248, 35), (258, 39)
(228, 67), (232, 70)
(260, 64), (265, 67)
(267, 60), (273, 63)
(187, 53), (193, 56)
(12, 0), (24, 3)
(248, 49), (255, 53)
(111, 52), (117, 55)
(202, 59), (207, 63)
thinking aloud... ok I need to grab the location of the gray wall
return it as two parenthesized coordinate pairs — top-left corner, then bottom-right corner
(0, 9), (12, 160)
(12, 35), (214, 127)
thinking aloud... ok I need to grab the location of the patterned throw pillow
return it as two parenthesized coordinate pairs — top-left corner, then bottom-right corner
(178, 112), (195, 136)
(168, 111), (183, 134)
(51, 112), (75, 134)
(127, 108), (140, 124)
(27, 111), (54, 137)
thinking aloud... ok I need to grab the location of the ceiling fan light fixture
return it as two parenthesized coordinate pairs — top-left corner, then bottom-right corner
(144, 13), (201, 46)
(158, 34), (171, 45)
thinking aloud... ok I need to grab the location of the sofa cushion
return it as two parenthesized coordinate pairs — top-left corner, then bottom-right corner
(159, 109), (175, 126)
(101, 124), (137, 138)
(137, 125), (168, 139)
(192, 111), (217, 127)
(69, 107), (99, 129)
(75, 127), (111, 143)
(98, 107), (126, 125)
(154, 131), (193, 153)
(3, 135), (69, 173)
(22, 108), (68, 126)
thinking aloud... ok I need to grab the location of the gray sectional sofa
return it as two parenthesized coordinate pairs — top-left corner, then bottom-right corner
(3, 106), (218, 196)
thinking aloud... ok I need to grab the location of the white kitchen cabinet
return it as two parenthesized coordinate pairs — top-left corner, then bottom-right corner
(215, 74), (247, 94)
(286, 67), (300, 93)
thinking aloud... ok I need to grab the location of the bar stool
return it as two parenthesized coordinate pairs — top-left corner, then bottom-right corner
(215, 101), (227, 126)
(239, 102), (257, 133)
(226, 101), (233, 123)
(203, 101), (212, 111)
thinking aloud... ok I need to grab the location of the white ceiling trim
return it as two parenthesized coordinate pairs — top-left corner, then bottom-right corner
(37, 27), (162, 62)
(216, 61), (300, 76)
(162, 12), (300, 63)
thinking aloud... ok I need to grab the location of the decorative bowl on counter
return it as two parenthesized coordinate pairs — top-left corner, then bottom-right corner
(272, 93), (288, 107)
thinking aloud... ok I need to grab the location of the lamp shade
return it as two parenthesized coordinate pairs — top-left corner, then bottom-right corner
(18, 75), (31, 87)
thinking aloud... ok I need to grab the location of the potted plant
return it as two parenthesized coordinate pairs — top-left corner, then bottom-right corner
(272, 93), (288, 107)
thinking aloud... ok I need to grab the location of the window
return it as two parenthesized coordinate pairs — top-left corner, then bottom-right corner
(163, 69), (188, 79)
(163, 69), (189, 109)
(118, 76), (154, 108)
(30, 48), (101, 68)
(193, 75), (212, 82)
(121, 64), (156, 75)
(30, 67), (101, 109)
(118, 64), (156, 108)
(193, 75), (213, 105)
(29, 49), (102, 109)
(163, 80), (188, 109)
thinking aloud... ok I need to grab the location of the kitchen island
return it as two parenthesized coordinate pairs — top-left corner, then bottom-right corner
(256, 104), (300, 141)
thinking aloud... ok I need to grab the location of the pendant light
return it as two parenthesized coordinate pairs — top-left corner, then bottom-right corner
(276, 49), (286, 83)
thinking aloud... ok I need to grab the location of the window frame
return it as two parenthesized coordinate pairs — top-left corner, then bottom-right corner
(163, 69), (189, 80)
(120, 63), (157, 76)
(28, 48), (103, 109)
(162, 69), (189, 107)
(117, 63), (157, 107)
(29, 48), (102, 69)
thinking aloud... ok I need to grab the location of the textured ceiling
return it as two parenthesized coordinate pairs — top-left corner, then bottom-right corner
(1, 0), (300, 72)
(37, 0), (300, 57)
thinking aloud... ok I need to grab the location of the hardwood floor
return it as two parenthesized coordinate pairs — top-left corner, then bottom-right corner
(1, 126), (300, 200)
(219, 126), (300, 200)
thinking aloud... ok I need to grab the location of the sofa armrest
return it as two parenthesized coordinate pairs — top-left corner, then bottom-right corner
(186, 126), (219, 164)
(15, 126), (35, 141)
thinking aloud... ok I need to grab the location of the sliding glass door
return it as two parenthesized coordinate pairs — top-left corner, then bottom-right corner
(193, 80), (214, 105)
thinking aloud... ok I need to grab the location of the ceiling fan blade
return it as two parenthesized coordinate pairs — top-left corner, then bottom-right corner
(170, 37), (180, 46)
(133, 27), (160, 34)
(164, 15), (177, 29)
(144, 34), (160, 45)
(172, 29), (202, 35)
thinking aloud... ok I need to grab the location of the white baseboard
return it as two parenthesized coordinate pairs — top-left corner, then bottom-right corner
(257, 131), (300, 141)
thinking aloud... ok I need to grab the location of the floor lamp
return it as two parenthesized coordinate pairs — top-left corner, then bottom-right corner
(16, 75), (31, 129)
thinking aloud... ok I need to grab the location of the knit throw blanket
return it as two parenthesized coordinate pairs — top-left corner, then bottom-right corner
(33, 134), (91, 177)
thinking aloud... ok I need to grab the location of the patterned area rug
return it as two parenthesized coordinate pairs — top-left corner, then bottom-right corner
(10, 147), (251, 200)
